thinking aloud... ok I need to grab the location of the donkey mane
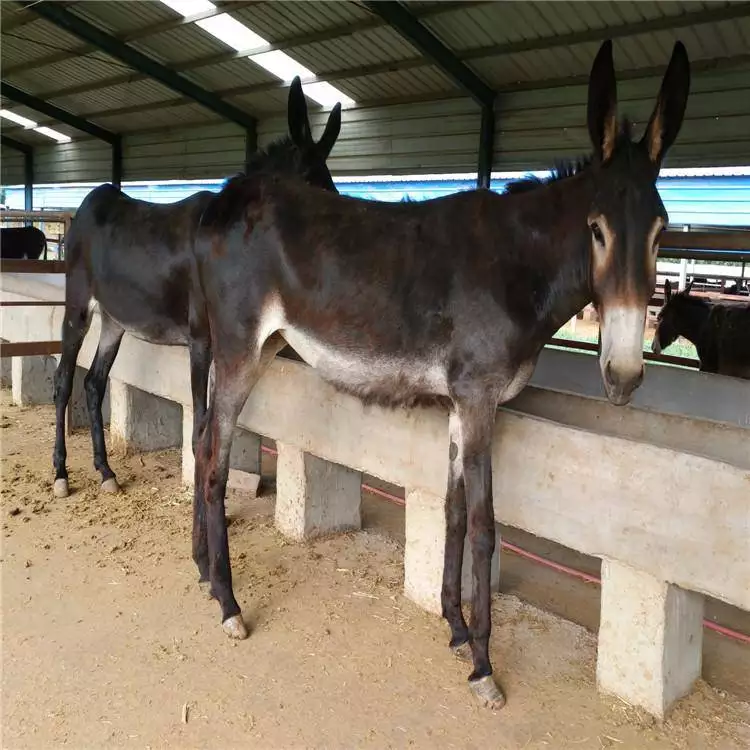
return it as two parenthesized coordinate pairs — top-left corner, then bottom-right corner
(203, 136), (309, 229)
(503, 157), (592, 195)
(504, 118), (636, 195)
(224, 136), (303, 186)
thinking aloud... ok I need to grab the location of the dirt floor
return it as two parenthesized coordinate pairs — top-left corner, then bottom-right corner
(2, 391), (750, 749)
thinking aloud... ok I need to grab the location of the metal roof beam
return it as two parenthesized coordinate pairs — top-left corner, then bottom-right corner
(1, 81), (119, 143)
(361, 1), (494, 108)
(21, 1), (257, 132)
(1, 134), (33, 154)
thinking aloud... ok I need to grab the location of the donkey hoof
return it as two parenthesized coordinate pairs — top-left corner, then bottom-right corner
(100, 478), (121, 494)
(198, 580), (215, 600)
(53, 478), (70, 499)
(469, 675), (506, 710)
(222, 614), (249, 640)
(451, 641), (472, 663)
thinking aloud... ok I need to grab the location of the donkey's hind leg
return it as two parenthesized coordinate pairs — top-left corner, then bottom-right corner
(84, 312), (124, 493)
(52, 304), (92, 498)
(193, 334), (284, 637)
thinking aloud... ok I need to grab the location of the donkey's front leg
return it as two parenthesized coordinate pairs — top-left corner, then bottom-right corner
(455, 396), (505, 710)
(441, 411), (470, 660)
(464, 446), (505, 708)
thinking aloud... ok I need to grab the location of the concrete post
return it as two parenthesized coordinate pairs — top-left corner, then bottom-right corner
(109, 379), (182, 454)
(274, 443), (361, 540)
(596, 559), (704, 718)
(11, 355), (56, 406)
(404, 488), (500, 615)
(181, 407), (262, 488)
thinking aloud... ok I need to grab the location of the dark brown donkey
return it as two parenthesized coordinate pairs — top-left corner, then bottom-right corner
(192, 40), (690, 709)
(653, 279), (750, 378)
(51, 78), (342, 499)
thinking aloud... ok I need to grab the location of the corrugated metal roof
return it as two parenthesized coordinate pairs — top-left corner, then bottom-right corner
(131, 22), (233, 66)
(68, 0), (176, 35)
(2, 0), (750, 173)
(94, 102), (220, 133)
(5, 53), (131, 97)
(232, 2), (370, 42)
(54, 78), (183, 116)
(183, 58), (275, 92)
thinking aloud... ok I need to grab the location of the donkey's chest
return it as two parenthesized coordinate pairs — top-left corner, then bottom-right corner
(281, 327), (450, 406)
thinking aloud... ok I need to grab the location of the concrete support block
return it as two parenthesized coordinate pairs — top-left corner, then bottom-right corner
(404, 488), (500, 615)
(274, 443), (361, 540)
(181, 407), (262, 489)
(182, 408), (195, 486)
(11, 355), (56, 406)
(109, 379), (182, 454)
(596, 559), (704, 717)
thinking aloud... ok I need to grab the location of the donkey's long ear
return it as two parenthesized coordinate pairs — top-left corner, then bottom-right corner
(664, 278), (672, 303)
(641, 42), (690, 169)
(288, 76), (313, 147)
(684, 278), (694, 295)
(316, 103), (341, 159)
(587, 40), (618, 163)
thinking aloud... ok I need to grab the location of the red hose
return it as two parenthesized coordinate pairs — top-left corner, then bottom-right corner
(261, 445), (749, 644)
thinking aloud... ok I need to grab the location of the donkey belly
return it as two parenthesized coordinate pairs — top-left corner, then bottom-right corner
(89, 298), (190, 347)
(281, 326), (449, 406)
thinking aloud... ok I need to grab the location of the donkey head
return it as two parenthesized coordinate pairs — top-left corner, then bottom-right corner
(586, 40), (690, 404)
(287, 76), (341, 193)
(651, 278), (694, 354)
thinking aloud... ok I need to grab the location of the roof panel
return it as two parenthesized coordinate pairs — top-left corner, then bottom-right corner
(5, 53), (131, 98)
(229, 65), (457, 114)
(291, 27), (420, 74)
(231, 1), (370, 42)
(131, 22), (231, 65)
(0, 16), (91, 65)
(1, 1), (32, 28)
(423, 3), (532, 50)
(94, 102), (221, 133)
(68, 0), (176, 35)
(54, 79), (183, 117)
(183, 58), (274, 91)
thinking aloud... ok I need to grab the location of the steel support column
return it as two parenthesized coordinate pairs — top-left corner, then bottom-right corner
(1, 135), (34, 212)
(244, 125), (258, 172)
(111, 136), (123, 188)
(477, 105), (495, 189)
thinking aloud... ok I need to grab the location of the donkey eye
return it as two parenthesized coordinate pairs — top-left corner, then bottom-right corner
(590, 222), (605, 246)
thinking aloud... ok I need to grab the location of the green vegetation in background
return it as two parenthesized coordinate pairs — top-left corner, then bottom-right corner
(553, 326), (698, 360)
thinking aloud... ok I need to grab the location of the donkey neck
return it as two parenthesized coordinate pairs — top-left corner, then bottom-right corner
(675, 298), (714, 350)
(504, 172), (595, 338)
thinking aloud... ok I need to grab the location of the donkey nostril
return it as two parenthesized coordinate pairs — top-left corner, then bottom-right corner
(605, 360), (613, 384)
